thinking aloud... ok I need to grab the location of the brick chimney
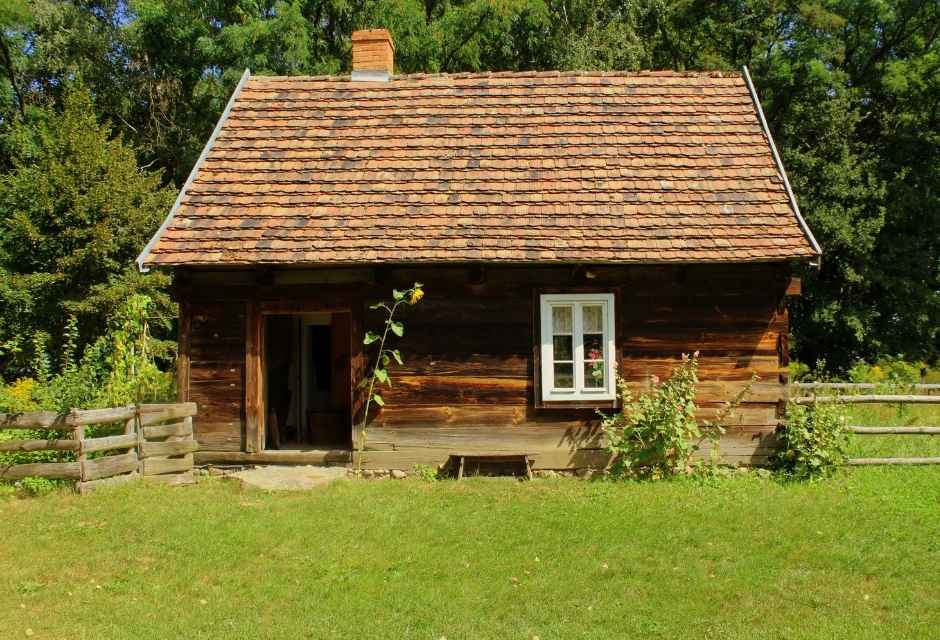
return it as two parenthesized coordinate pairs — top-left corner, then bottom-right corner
(351, 29), (395, 81)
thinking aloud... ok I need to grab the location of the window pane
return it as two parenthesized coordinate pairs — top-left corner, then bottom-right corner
(584, 361), (605, 388)
(552, 306), (572, 333)
(584, 333), (604, 361)
(553, 363), (574, 389)
(582, 305), (603, 333)
(553, 335), (573, 361)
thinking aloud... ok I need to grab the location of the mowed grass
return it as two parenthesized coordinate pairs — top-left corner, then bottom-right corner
(844, 402), (940, 458)
(2, 465), (940, 640)
(2, 402), (939, 640)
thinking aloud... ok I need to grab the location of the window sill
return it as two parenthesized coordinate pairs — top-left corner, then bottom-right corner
(536, 399), (619, 411)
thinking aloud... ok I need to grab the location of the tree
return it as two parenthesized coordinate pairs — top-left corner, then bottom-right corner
(0, 85), (175, 377)
(0, 0), (935, 376)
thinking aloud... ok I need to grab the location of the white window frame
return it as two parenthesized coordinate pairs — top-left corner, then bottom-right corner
(539, 293), (616, 402)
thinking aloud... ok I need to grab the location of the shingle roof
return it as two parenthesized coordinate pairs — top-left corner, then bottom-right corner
(139, 70), (820, 267)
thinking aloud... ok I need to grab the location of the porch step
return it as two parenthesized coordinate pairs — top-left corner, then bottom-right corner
(196, 449), (351, 466)
(227, 465), (349, 491)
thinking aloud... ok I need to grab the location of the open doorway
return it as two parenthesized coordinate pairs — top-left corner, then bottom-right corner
(263, 312), (351, 450)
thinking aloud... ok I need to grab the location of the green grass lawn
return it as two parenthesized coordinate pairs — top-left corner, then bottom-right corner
(2, 466), (940, 640)
(2, 403), (939, 639)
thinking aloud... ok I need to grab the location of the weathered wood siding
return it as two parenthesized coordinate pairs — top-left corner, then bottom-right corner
(177, 263), (791, 468)
(187, 302), (246, 451)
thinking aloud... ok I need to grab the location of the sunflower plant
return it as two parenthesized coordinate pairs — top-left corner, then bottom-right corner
(355, 282), (424, 471)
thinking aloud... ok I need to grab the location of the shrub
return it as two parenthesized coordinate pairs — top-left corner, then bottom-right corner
(413, 464), (439, 481)
(788, 361), (812, 382)
(776, 401), (849, 480)
(0, 295), (174, 492)
(848, 356), (929, 385)
(601, 353), (752, 480)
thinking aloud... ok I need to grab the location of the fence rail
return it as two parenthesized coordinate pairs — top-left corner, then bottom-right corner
(0, 403), (197, 493)
(792, 387), (940, 466)
(793, 394), (938, 404)
(793, 382), (940, 394)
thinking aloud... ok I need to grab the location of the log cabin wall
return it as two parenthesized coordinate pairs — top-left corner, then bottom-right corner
(176, 262), (792, 469)
(187, 302), (246, 452)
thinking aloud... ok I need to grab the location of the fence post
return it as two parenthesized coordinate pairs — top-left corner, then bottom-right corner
(135, 405), (144, 477)
(74, 424), (86, 494)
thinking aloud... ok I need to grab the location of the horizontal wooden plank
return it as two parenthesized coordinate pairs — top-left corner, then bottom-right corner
(359, 448), (774, 471)
(384, 374), (528, 404)
(140, 439), (199, 458)
(849, 426), (940, 434)
(794, 383), (940, 392)
(618, 356), (782, 381)
(77, 472), (139, 495)
(83, 433), (137, 454)
(365, 425), (604, 452)
(370, 402), (778, 431)
(142, 454), (194, 476)
(144, 470), (196, 486)
(795, 395), (940, 405)
(189, 385), (242, 422)
(139, 403), (198, 426)
(847, 457), (940, 465)
(0, 460), (81, 480)
(360, 427), (778, 470)
(194, 421), (242, 451)
(143, 420), (194, 439)
(0, 404), (198, 431)
(190, 364), (243, 382)
(0, 406), (136, 430)
(195, 449), (350, 465)
(84, 451), (139, 481)
(0, 438), (79, 453)
(371, 405), (598, 430)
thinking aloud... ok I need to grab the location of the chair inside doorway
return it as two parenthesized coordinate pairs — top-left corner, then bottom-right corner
(264, 312), (351, 450)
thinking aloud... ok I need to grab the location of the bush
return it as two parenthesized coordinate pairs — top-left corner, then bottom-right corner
(413, 464), (439, 481)
(601, 353), (752, 480)
(847, 356), (930, 385)
(788, 361), (812, 382)
(776, 401), (849, 480)
(0, 295), (174, 492)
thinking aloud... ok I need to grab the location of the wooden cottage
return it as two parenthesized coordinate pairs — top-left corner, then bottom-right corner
(137, 29), (821, 471)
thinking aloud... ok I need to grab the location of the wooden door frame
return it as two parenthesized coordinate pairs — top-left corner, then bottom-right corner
(246, 302), (355, 452)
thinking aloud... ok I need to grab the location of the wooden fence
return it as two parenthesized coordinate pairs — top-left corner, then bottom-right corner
(791, 386), (940, 466)
(0, 403), (198, 493)
(793, 382), (940, 395)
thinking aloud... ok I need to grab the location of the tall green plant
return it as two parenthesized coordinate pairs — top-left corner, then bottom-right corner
(96, 293), (174, 407)
(776, 401), (849, 480)
(356, 283), (424, 471)
(602, 353), (754, 479)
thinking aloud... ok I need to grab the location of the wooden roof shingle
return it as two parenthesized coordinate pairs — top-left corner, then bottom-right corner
(139, 69), (820, 267)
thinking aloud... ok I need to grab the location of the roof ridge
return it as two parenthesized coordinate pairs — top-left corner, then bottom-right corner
(252, 69), (741, 83)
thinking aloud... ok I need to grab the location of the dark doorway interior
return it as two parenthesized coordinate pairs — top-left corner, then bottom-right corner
(264, 312), (351, 449)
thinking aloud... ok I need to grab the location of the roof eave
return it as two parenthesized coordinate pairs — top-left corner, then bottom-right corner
(136, 68), (252, 272)
(742, 65), (822, 267)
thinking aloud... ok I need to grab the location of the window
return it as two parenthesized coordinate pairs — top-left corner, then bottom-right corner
(539, 293), (616, 402)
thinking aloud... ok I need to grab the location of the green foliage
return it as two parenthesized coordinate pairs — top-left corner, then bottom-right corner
(788, 361), (812, 382)
(847, 357), (931, 385)
(602, 353), (752, 480)
(776, 401), (850, 480)
(0, 84), (175, 379)
(356, 283), (424, 468)
(0, 0), (935, 380)
(413, 463), (439, 481)
(0, 294), (173, 492)
(793, 357), (937, 385)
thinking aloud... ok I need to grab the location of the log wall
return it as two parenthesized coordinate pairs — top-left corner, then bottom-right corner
(188, 303), (246, 451)
(178, 263), (792, 468)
